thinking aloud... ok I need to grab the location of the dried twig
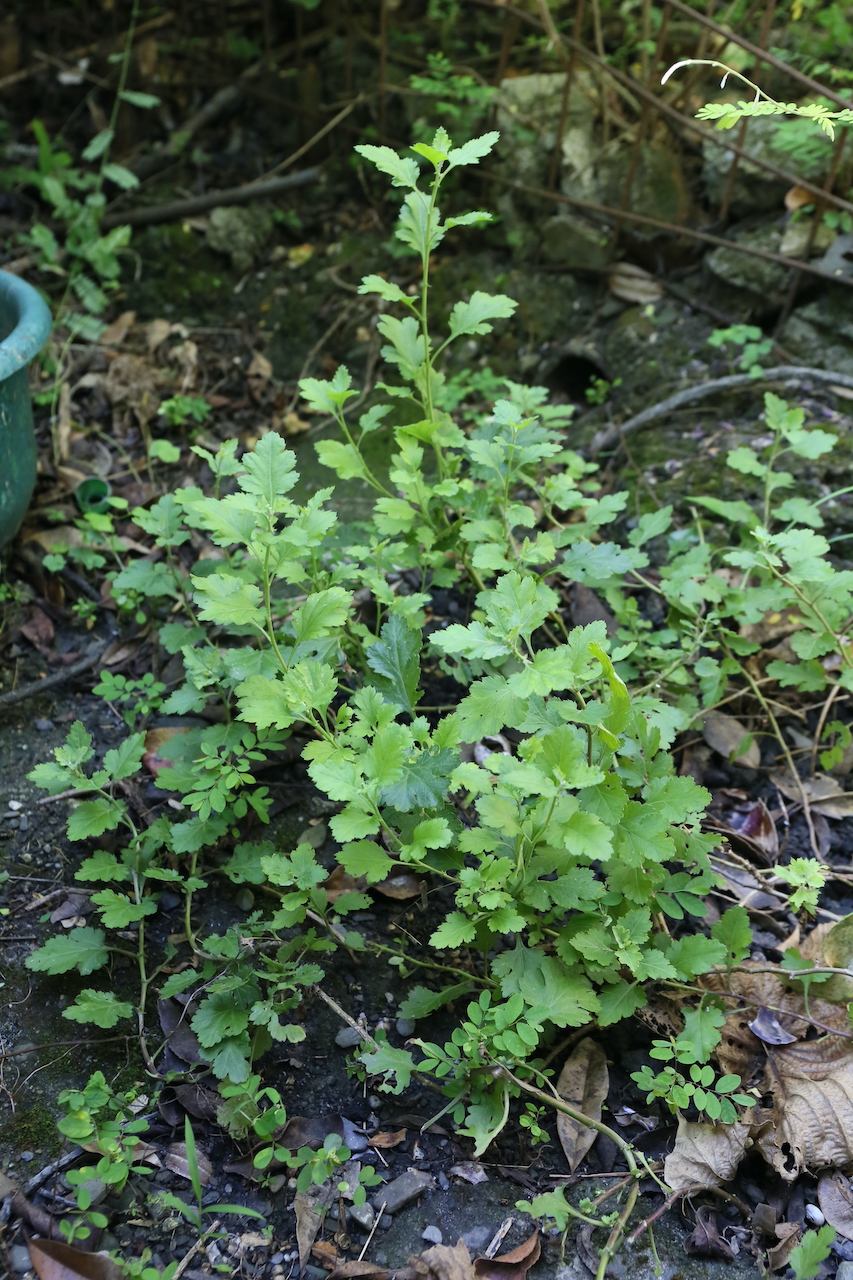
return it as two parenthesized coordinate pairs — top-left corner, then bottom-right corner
(0, 639), (110, 712)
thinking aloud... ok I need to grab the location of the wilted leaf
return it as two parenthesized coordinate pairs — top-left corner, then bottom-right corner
(296, 1184), (335, 1273)
(702, 712), (760, 768)
(322, 865), (366, 903)
(473, 1230), (540, 1280)
(278, 1114), (368, 1153)
(369, 1128), (407, 1149)
(100, 310), (136, 346)
(771, 770), (853, 820)
(20, 606), (55, 653)
(410, 1240), (474, 1280)
(329, 1264), (390, 1279)
(683, 1205), (736, 1261)
(144, 726), (191, 776)
(785, 186), (814, 212)
(373, 872), (423, 899)
(708, 792), (778, 860)
(449, 1161), (489, 1184)
(740, 608), (804, 644)
(766, 1222), (801, 1271)
(28, 1237), (125, 1280)
(819, 1172), (853, 1240)
(145, 318), (174, 352)
(664, 1116), (752, 1192)
(817, 912), (853, 1002)
(607, 261), (663, 304)
(555, 1038), (609, 1173)
(165, 1140), (212, 1185)
(247, 352), (273, 381)
(756, 1033), (853, 1179)
(748, 1006), (797, 1045)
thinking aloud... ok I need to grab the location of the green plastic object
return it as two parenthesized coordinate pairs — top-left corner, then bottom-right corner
(75, 475), (112, 514)
(0, 270), (52, 546)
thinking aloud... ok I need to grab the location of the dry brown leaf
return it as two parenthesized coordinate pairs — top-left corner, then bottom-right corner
(99, 310), (136, 346)
(103, 354), (163, 425)
(27, 1237), (125, 1280)
(819, 1172), (853, 1240)
(817, 912), (853, 1001)
(145, 318), (173, 353)
(702, 711), (760, 768)
(756, 1033), (853, 1179)
(683, 1205), (736, 1261)
(248, 351), (273, 381)
(710, 855), (783, 912)
(296, 1184), (335, 1273)
(329, 1264), (390, 1279)
(410, 1240), (474, 1280)
(709, 793), (778, 860)
(770, 769), (853, 819)
(20, 606), (55, 652)
(368, 1128), (407, 1149)
(748, 1007), (797, 1045)
(143, 726), (191, 777)
(165, 1139), (212, 1185)
(555, 1038), (608, 1173)
(473, 1230), (540, 1280)
(56, 381), (73, 462)
(312, 1240), (340, 1268)
(373, 872), (423, 900)
(785, 185), (814, 212)
(766, 1222), (801, 1271)
(282, 411), (312, 435)
(664, 1116), (752, 1192)
(449, 1161), (489, 1184)
(608, 261), (663, 303)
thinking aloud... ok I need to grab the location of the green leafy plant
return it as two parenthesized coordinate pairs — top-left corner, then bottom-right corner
(92, 670), (166, 727)
(159, 394), (213, 429)
(707, 324), (773, 378)
(154, 1114), (266, 1241)
(790, 1225), (836, 1280)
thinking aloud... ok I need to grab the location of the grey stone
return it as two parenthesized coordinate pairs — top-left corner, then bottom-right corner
(373, 1169), (434, 1214)
(349, 1201), (376, 1231)
(835, 1262), (853, 1280)
(541, 213), (613, 270)
(206, 203), (275, 272)
(395, 1018), (416, 1037)
(9, 1245), (33, 1273)
(19, 1151), (33, 1162)
(335, 1026), (364, 1048)
(422, 1226), (443, 1245)
(235, 888), (255, 912)
(705, 225), (790, 305)
(461, 1226), (492, 1253)
(297, 823), (327, 849)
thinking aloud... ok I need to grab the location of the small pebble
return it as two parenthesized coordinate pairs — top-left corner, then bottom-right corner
(422, 1226), (442, 1245)
(805, 1204), (825, 1227)
(395, 1018), (416, 1036)
(335, 1026), (364, 1049)
(297, 824), (327, 849)
(438, 1172), (450, 1191)
(235, 888), (255, 911)
(9, 1244), (32, 1273)
(19, 1151), (34, 1162)
(8, 800), (22, 811)
(35, 719), (53, 731)
(18, 815), (28, 832)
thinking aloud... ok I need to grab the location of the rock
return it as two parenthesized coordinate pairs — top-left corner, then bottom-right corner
(779, 217), (836, 258)
(372, 1169), (434, 1214)
(589, 138), (692, 225)
(349, 1201), (376, 1231)
(35, 719), (53, 731)
(422, 1225), (443, 1244)
(335, 1026), (364, 1049)
(297, 823), (327, 849)
(235, 888), (255, 911)
(395, 1017), (416, 1036)
(701, 113), (833, 216)
(705, 224), (790, 307)
(461, 1226), (492, 1253)
(541, 213), (614, 270)
(836, 1262), (853, 1280)
(206, 203), (275, 272)
(779, 288), (853, 378)
(19, 1151), (33, 1162)
(496, 71), (598, 188)
(9, 1244), (32, 1273)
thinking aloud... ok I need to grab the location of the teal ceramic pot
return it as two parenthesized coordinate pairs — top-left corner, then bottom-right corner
(0, 270), (52, 546)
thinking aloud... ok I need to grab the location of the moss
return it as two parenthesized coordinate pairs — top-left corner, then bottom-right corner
(0, 1100), (60, 1156)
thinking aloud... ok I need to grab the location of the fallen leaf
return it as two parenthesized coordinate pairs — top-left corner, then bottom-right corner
(664, 1116), (752, 1192)
(369, 1128), (407, 1149)
(710, 854), (783, 911)
(608, 261), (663, 304)
(248, 352), (273, 381)
(27, 1236), (125, 1280)
(766, 1222), (801, 1271)
(683, 1205), (736, 1261)
(410, 1240), (474, 1280)
(449, 1161), (489, 1184)
(288, 243), (314, 268)
(157, 997), (205, 1067)
(99, 310), (136, 346)
(322, 865), (366, 903)
(282, 411), (312, 435)
(770, 770), (853, 820)
(819, 1172), (853, 1240)
(144, 726), (192, 776)
(20, 606), (55, 653)
(329, 1264), (390, 1279)
(755, 1032), (853, 1179)
(312, 1240), (340, 1267)
(373, 872), (423, 900)
(740, 608), (804, 645)
(708, 792), (778, 860)
(816, 912), (853, 1002)
(702, 711), (760, 768)
(56, 381), (73, 462)
(555, 1038), (609, 1173)
(145, 318), (173, 352)
(473, 1230), (540, 1280)
(296, 1183), (335, 1273)
(277, 1115), (368, 1153)
(165, 1138), (212, 1185)
(748, 1006), (797, 1045)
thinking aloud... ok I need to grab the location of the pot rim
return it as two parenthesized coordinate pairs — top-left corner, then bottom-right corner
(0, 269), (53, 382)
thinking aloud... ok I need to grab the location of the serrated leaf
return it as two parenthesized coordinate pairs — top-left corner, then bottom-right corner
(67, 797), (125, 842)
(63, 990), (133, 1028)
(430, 911), (477, 947)
(366, 615), (421, 713)
(102, 732), (146, 782)
(596, 980), (646, 1026)
(339, 840), (394, 884)
(446, 131), (500, 166)
(90, 889), (158, 928)
(666, 935), (728, 979)
(26, 927), (109, 976)
(75, 850), (130, 883)
(358, 273), (412, 303)
(192, 995), (250, 1048)
(380, 746), (457, 810)
(357, 1042), (416, 1093)
(493, 943), (599, 1027)
(447, 291), (517, 340)
(354, 144), (421, 188)
(315, 439), (369, 480)
(399, 981), (473, 1019)
(291, 587), (351, 643)
(710, 906), (752, 965)
(191, 572), (264, 629)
